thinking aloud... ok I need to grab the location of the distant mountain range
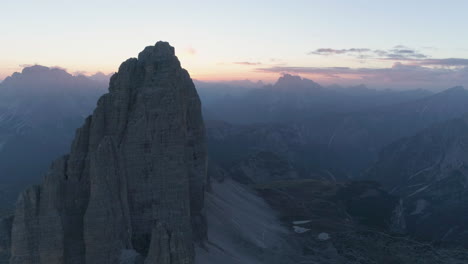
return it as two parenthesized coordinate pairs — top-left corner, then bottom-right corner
(206, 84), (468, 178)
(1, 64), (468, 263)
(201, 74), (433, 124)
(367, 114), (468, 246)
(0, 65), (106, 213)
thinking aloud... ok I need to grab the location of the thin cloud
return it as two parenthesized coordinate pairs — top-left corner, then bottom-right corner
(380, 48), (427, 60)
(233, 61), (262, 66)
(413, 58), (468, 66)
(310, 46), (468, 67)
(309, 48), (371, 55)
(393, 45), (408, 49)
(309, 46), (427, 60)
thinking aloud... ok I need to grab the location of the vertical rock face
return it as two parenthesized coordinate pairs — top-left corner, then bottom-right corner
(0, 216), (13, 263)
(9, 42), (207, 264)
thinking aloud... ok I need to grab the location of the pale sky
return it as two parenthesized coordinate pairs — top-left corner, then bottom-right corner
(2, 0), (468, 89)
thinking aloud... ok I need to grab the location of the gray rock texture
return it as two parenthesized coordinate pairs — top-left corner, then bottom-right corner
(367, 115), (468, 246)
(229, 151), (299, 185)
(0, 216), (13, 263)
(196, 169), (299, 264)
(9, 41), (207, 264)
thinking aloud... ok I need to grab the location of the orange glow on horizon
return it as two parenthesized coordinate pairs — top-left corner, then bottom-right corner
(0, 66), (371, 86)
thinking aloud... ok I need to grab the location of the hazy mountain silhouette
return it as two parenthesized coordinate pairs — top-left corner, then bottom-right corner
(206, 86), (468, 178)
(0, 65), (106, 212)
(304, 85), (468, 175)
(0, 64), (467, 264)
(202, 74), (432, 124)
(87, 71), (113, 82)
(367, 114), (468, 246)
(1, 63), (468, 264)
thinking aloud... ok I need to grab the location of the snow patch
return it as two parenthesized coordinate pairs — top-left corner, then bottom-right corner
(293, 226), (310, 234)
(317, 232), (330, 241)
(408, 185), (430, 197)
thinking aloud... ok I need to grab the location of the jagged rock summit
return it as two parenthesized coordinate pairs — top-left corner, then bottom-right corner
(9, 41), (207, 264)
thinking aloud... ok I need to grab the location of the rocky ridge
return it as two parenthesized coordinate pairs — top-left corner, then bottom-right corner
(367, 115), (468, 246)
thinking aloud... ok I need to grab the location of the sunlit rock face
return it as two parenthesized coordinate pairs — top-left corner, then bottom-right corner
(9, 42), (207, 264)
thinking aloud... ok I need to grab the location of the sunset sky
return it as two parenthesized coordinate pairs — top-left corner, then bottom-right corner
(2, 0), (468, 89)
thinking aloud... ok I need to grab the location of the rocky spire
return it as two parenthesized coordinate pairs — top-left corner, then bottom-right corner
(9, 41), (207, 264)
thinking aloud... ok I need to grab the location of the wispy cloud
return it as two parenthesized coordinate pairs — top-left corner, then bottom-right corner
(412, 58), (468, 66)
(309, 48), (371, 55)
(233, 61), (262, 66)
(381, 48), (427, 59)
(299, 45), (468, 88)
(309, 46), (427, 60)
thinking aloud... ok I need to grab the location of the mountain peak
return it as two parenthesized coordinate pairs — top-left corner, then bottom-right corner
(2, 65), (72, 85)
(1, 65), (103, 95)
(274, 74), (321, 90)
(111, 42), (183, 94)
(138, 41), (175, 61)
(22, 65), (71, 78)
(22, 64), (49, 73)
(88, 72), (112, 82)
(9, 42), (207, 264)
(442, 86), (465, 93)
(277, 73), (302, 82)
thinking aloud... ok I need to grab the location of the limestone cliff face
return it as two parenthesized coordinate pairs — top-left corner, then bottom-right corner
(9, 42), (207, 264)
